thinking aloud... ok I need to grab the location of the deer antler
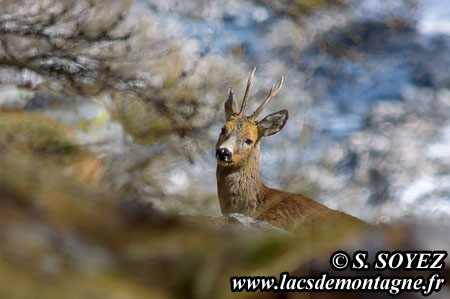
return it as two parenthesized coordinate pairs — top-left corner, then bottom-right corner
(250, 75), (284, 120)
(239, 67), (256, 117)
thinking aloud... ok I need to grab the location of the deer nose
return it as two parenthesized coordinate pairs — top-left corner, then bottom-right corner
(216, 148), (232, 162)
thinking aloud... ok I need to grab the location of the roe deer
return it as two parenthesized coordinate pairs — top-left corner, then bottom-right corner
(216, 69), (365, 230)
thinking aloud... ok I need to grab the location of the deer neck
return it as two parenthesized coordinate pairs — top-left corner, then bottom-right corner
(216, 145), (265, 217)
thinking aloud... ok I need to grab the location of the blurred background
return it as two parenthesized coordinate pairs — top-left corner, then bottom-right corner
(0, 0), (449, 298)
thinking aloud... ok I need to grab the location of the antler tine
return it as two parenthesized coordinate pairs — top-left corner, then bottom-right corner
(251, 75), (284, 120)
(239, 67), (256, 117)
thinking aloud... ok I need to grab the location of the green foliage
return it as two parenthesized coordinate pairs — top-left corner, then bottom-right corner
(0, 112), (81, 165)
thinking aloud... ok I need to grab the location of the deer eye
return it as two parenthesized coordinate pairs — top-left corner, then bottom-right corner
(220, 127), (226, 135)
(244, 138), (253, 145)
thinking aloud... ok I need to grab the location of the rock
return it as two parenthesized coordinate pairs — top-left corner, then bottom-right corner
(0, 86), (33, 109)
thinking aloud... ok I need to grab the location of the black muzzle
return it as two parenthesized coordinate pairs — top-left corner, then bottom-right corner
(216, 148), (232, 163)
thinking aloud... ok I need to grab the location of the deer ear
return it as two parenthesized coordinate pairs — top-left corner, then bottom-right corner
(258, 110), (288, 137)
(225, 87), (239, 120)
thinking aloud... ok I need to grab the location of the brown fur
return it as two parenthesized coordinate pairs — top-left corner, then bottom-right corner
(216, 72), (365, 231)
(216, 130), (364, 230)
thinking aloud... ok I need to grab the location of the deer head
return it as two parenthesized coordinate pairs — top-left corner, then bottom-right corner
(216, 68), (288, 168)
